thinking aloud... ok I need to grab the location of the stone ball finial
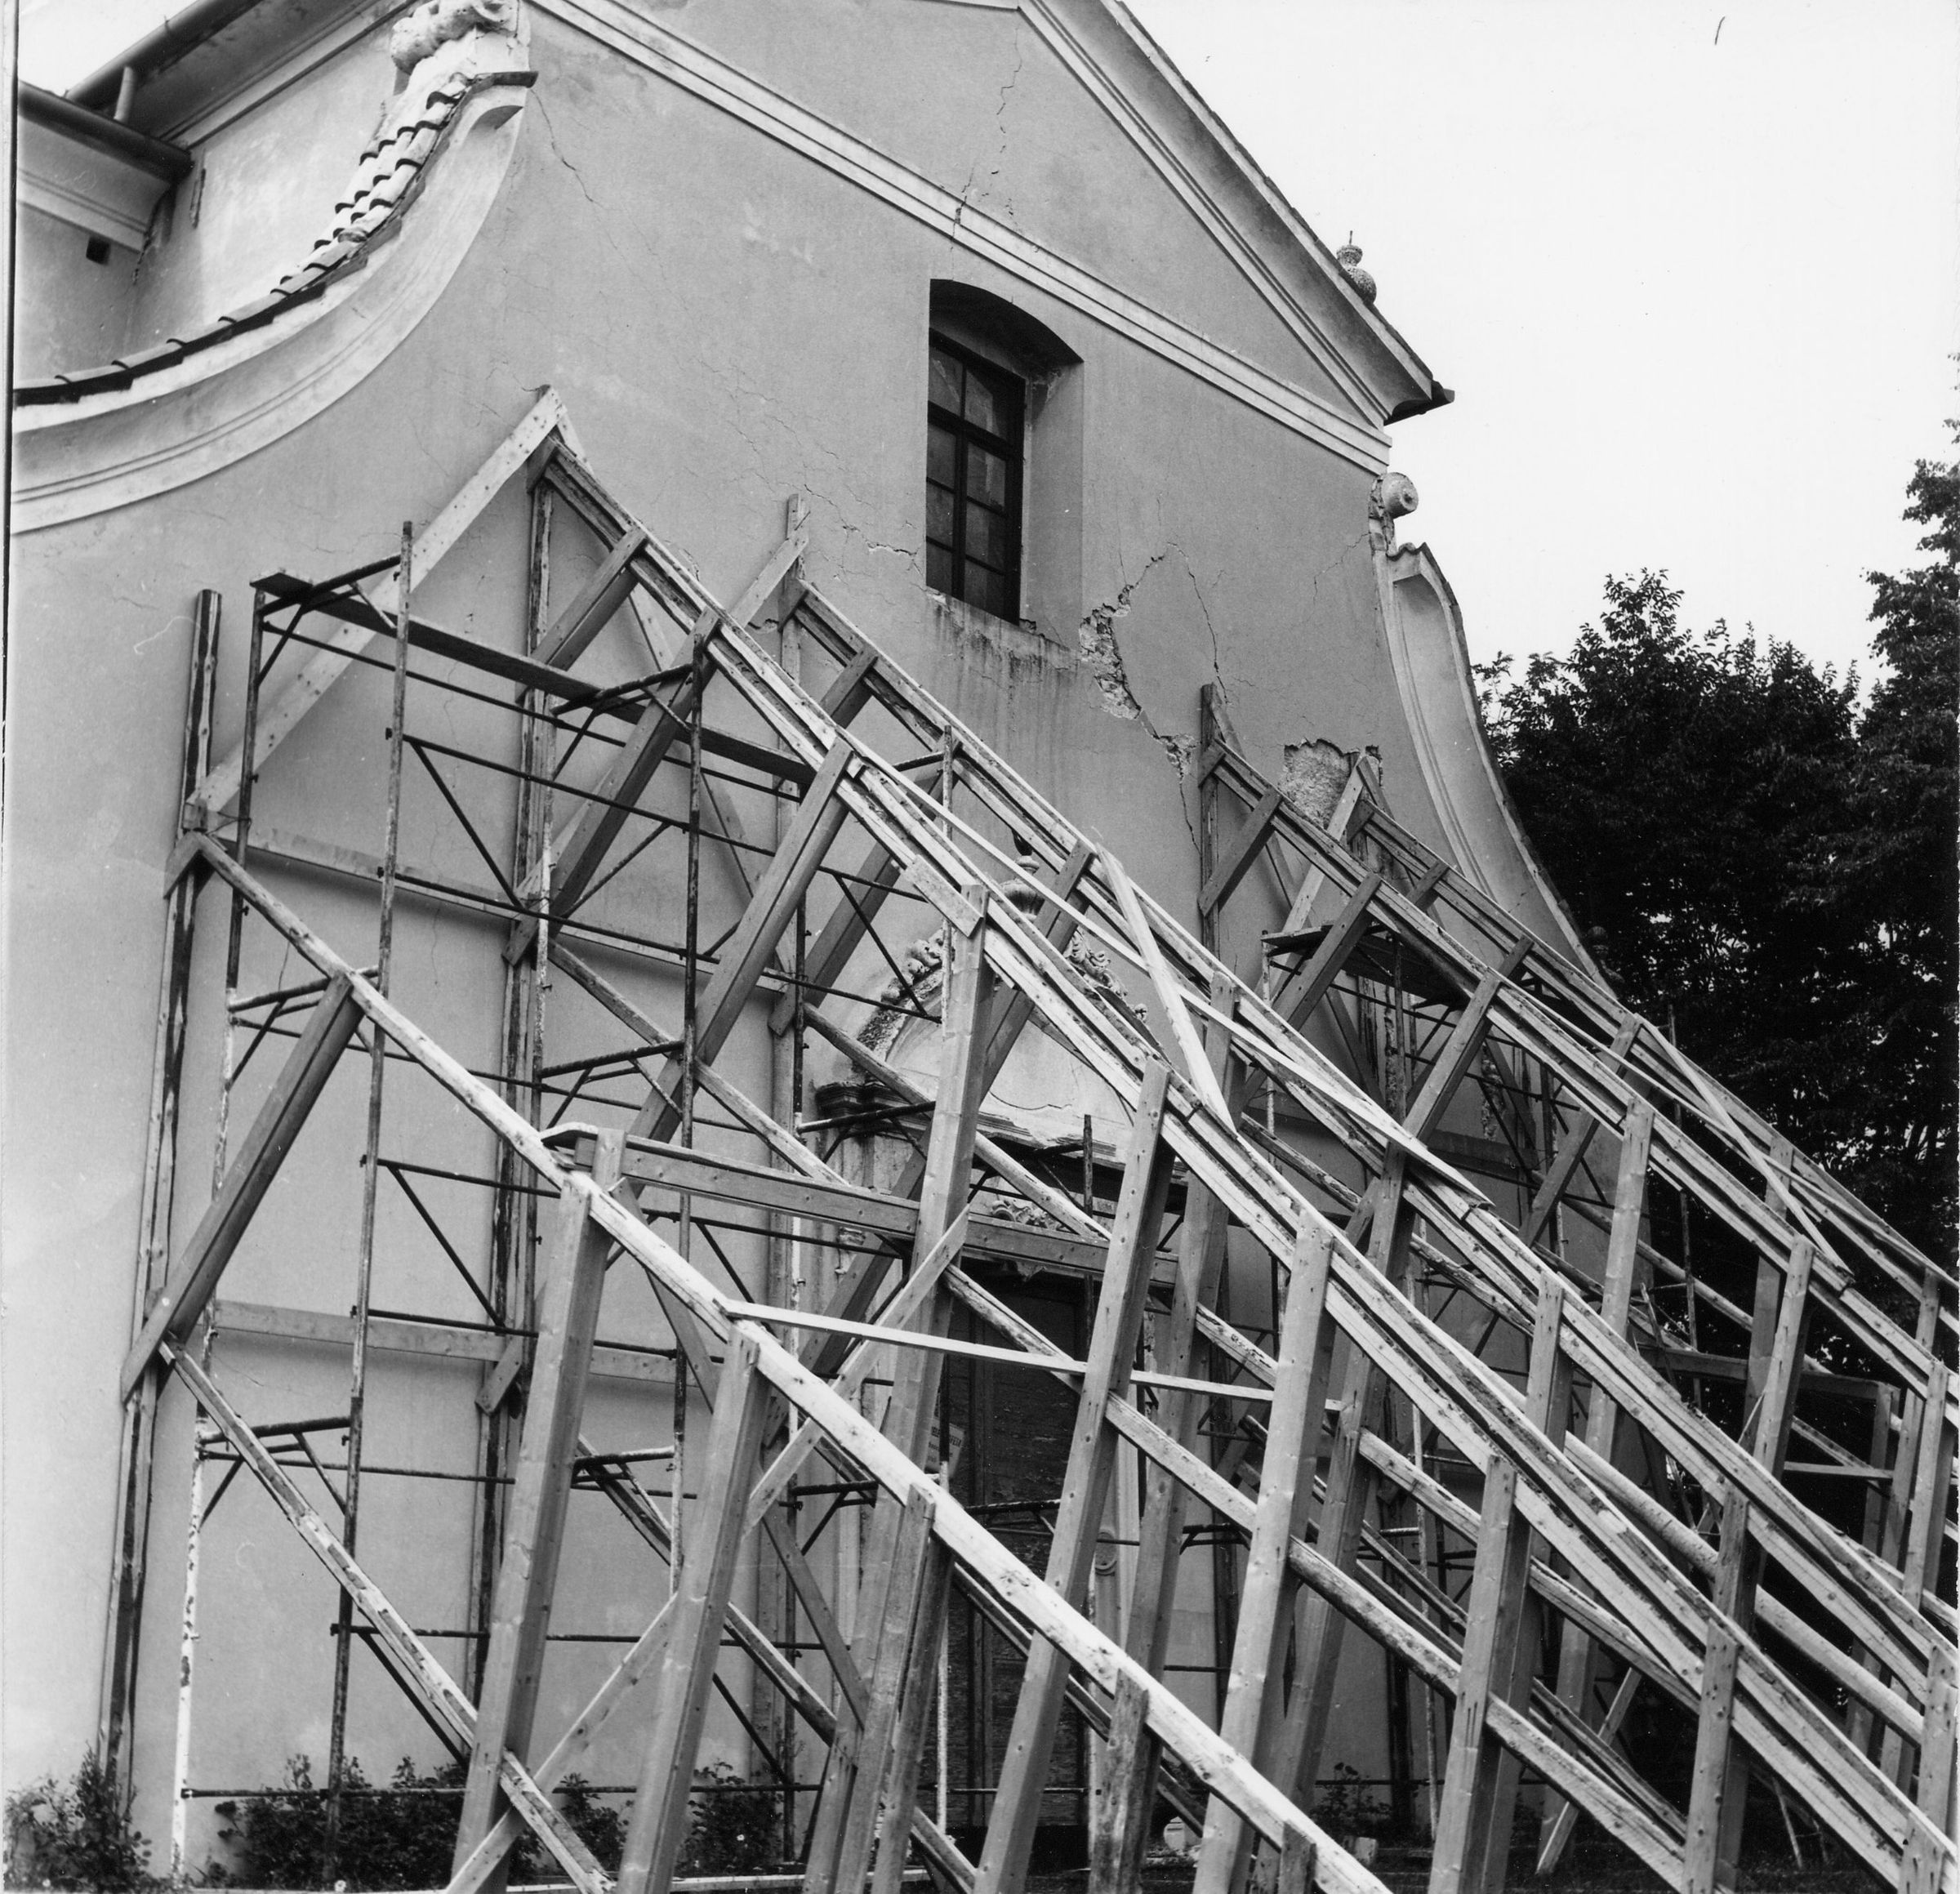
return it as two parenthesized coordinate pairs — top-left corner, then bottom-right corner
(1336, 232), (1377, 304)
(1375, 471), (1419, 520)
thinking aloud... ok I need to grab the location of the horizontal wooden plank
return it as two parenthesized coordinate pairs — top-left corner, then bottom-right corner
(209, 1298), (670, 1386)
(590, 1131), (1133, 1278)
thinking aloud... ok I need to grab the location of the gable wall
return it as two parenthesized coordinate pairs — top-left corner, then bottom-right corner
(3, 2), (1460, 1853)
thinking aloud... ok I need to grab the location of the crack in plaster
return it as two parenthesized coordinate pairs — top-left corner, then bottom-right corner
(1075, 551), (1207, 850)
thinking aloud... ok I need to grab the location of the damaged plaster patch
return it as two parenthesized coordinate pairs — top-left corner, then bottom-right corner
(1076, 555), (1201, 781)
(1280, 738), (1353, 826)
(1077, 567), (1155, 724)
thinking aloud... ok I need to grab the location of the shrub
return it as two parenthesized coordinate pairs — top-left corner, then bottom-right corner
(212, 1754), (626, 1888)
(3, 1749), (156, 1891)
(678, 1761), (777, 1877)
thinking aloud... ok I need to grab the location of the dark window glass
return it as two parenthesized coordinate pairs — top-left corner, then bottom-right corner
(924, 335), (1023, 620)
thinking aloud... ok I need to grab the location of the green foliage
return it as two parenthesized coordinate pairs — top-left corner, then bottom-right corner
(678, 1761), (777, 1877)
(1479, 432), (1958, 1272)
(211, 1755), (625, 1889)
(213, 1755), (457, 1890)
(1307, 1763), (1388, 1838)
(3, 1749), (157, 1892)
(1803, 441), (1960, 1263)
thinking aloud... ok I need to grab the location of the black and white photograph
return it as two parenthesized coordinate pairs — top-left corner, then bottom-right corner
(2, 4), (1954, 1892)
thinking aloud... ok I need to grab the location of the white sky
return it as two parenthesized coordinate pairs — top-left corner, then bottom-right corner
(22, 0), (1958, 680)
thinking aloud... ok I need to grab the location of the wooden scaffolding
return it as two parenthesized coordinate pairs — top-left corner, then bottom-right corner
(99, 394), (1958, 1894)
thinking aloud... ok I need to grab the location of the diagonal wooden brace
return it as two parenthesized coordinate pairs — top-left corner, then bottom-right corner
(451, 1133), (624, 1891)
(121, 974), (362, 1401)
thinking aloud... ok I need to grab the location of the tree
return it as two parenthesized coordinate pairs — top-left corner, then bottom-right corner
(1805, 441), (1959, 1263)
(1478, 437), (1958, 1269)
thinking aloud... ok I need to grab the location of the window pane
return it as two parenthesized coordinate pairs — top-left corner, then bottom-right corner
(927, 484), (956, 544)
(965, 501), (1007, 567)
(929, 349), (963, 414)
(927, 424), (956, 487)
(964, 562), (1006, 617)
(927, 541), (956, 594)
(969, 445), (1007, 507)
(963, 372), (1001, 434)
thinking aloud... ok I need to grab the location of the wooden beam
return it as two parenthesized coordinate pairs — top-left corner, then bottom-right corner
(616, 1333), (772, 1894)
(1272, 764), (1370, 940)
(162, 1345), (608, 1891)
(1107, 977), (1241, 1851)
(633, 739), (855, 1140)
(819, 645), (881, 725)
(1104, 850), (1229, 1121)
(973, 1062), (1176, 1894)
(1275, 1150), (1414, 1802)
(451, 1134), (621, 1891)
(1199, 784), (1285, 917)
(1427, 1282), (1569, 1894)
(1900, 1638), (1958, 1894)
(544, 636), (709, 919)
(1540, 1101), (1652, 1870)
(768, 834), (906, 1033)
(120, 974), (362, 1400)
(1403, 942), (1530, 1141)
(1519, 1017), (1643, 1248)
(801, 899), (995, 1386)
(801, 910), (996, 1853)
(975, 840), (1094, 1090)
(817, 1488), (939, 1894)
(1683, 1483), (1756, 1894)
(1748, 1239), (1815, 1477)
(194, 391), (569, 815)
(533, 526), (651, 670)
(1191, 1223), (1338, 1894)
(868, 1531), (957, 1894)
(1272, 871), (1383, 1027)
(1088, 1673), (1157, 1894)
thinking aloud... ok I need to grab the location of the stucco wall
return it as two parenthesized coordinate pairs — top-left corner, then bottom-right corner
(4, 0), (1472, 1861)
(13, 203), (145, 376)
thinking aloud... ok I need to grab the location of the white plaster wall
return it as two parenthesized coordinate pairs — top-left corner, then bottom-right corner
(4, 0), (1493, 1861)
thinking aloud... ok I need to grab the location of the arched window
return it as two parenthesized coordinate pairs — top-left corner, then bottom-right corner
(925, 282), (1080, 631)
(927, 336), (1024, 619)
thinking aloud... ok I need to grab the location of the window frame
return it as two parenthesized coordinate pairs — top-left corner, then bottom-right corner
(925, 330), (1026, 623)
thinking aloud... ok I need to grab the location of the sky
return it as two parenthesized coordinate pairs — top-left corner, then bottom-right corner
(20, 0), (1959, 680)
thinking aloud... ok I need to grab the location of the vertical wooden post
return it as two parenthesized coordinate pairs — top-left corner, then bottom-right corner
(617, 1332), (772, 1894)
(1088, 1673), (1158, 1894)
(867, 1534), (956, 1894)
(1740, 1139), (1797, 1438)
(1274, 1151), (1414, 1803)
(1190, 1224), (1337, 1894)
(1682, 1482), (1755, 1894)
(802, 902), (995, 1872)
(973, 1061), (1176, 1894)
(823, 1490), (939, 1894)
(635, 741), (854, 1140)
(1099, 979), (1241, 1858)
(1900, 1638), (1958, 1894)
(451, 1134), (622, 1890)
(101, 588), (222, 1784)
(1428, 1282), (1569, 1894)
(1540, 1103), (1652, 1868)
(1887, 1363), (1956, 1789)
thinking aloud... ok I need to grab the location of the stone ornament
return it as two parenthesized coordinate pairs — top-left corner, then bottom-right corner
(1335, 234), (1377, 303)
(390, 0), (519, 73)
